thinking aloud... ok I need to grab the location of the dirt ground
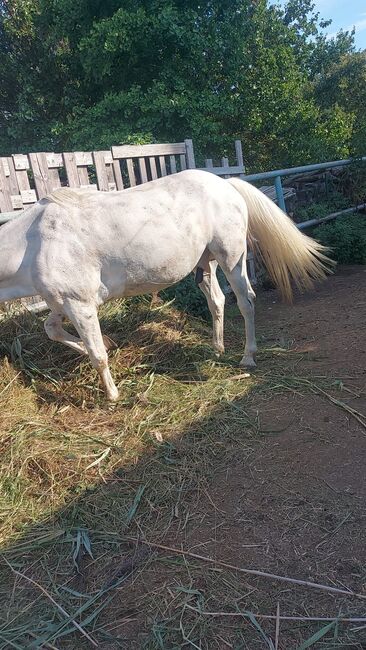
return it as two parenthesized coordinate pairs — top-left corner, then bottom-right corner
(112, 266), (366, 648)
(2, 266), (366, 649)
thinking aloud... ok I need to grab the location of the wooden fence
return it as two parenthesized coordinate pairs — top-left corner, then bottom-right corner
(0, 138), (256, 312)
(0, 139), (196, 216)
(0, 137), (290, 218)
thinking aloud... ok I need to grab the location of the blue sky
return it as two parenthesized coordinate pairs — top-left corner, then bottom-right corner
(318, 0), (366, 49)
(278, 0), (366, 50)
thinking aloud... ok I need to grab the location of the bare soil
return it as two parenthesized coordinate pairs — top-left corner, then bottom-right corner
(109, 266), (366, 648)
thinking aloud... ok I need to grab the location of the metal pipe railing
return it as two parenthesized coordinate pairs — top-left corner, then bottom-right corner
(297, 203), (366, 230)
(242, 157), (366, 183)
(201, 156), (366, 215)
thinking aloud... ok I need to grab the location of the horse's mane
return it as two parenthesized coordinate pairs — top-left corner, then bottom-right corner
(46, 186), (97, 208)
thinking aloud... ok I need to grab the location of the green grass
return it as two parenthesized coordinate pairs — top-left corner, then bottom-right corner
(0, 298), (365, 648)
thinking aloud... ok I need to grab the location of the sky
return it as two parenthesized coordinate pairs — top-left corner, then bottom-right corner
(318, 0), (366, 49)
(278, 0), (366, 50)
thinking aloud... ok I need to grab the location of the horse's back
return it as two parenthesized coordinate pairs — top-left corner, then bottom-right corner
(25, 170), (248, 304)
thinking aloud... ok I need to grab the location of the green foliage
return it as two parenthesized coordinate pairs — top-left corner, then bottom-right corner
(314, 214), (366, 264)
(0, 0), (362, 166)
(161, 274), (210, 320)
(161, 266), (232, 321)
(295, 192), (350, 223)
(313, 52), (366, 157)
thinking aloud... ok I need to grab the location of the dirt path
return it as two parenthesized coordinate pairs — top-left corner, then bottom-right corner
(186, 266), (366, 647)
(119, 267), (366, 648)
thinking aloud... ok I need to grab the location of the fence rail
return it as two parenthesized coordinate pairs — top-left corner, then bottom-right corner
(1, 138), (365, 230)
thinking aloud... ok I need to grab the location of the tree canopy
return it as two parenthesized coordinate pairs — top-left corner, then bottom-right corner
(0, 0), (364, 168)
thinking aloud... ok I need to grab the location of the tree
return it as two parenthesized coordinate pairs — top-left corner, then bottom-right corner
(313, 51), (366, 156)
(0, 0), (361, 168)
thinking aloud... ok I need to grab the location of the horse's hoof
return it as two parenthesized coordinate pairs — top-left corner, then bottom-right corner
(239, 356), (256, 368)
(107, 388), (119, 402)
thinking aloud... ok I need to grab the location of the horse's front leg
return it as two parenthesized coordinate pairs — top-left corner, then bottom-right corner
(62, 299), (119, 401)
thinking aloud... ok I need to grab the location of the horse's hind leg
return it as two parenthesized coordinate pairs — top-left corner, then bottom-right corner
(198, 260), (225, 355)
(220, 252), (257, 368)
(62, 299), (119, 401)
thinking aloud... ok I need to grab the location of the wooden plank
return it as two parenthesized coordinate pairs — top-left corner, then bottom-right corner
(30, 152), (58, 193)
(112, 159), (124, 190)
(126, 159), (136, 186)
(78, 166), (90, 186)
(46, 153), (63, 168)
(29, 152), (52, 198)
(235, 140), (245, 168)
(170, 156), (177, 174)
(2, 158), (10, 176)
(221, 157), (230, 179)
(103, 151), (113, 164)
(21, 189), (37, 204)
(93, 150), (109, 191)
(15, 169), (31, 192)
(235, 140), (245, 179)
(112, 142), (186, 159)
(38, 152), (57, 193)
(138, 158), (148, 183)
(13, 154), (30, 170)
(105, 163), (114, 184)
(11, 195), (23, 209)
(49, 167), (61, 191)
(6, 157), (21, 196)
(0, 158), (13, 212)
(184, 139), (196, 168)
(75, 151), (93, 166)
(11, 155), (31, 196)
(149, 157), (158, 180)
(180, 154), (186, 171)
(63, 152), (81, 188)
(159, 156), (167, 176)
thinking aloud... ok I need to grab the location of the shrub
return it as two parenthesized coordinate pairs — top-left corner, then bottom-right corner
(161, 274), (210, 320)
(294, 192), (349, 224)
(313, 213), (366, 264)
(161, 268), (230, 320)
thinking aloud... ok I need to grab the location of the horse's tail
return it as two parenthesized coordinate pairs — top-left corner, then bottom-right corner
(227, 177), (334, 302)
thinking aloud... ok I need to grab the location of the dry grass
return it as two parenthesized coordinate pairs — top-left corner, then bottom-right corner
(0, 297), (365, 648)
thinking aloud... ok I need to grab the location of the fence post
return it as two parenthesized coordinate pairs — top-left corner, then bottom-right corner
(234, 140), (245, 179)
(221, 157), (230, 179)
(185, 139), (196, 169)
(274, 175), (286, 212)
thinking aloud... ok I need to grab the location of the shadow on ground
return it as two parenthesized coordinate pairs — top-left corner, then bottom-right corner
(0, 268), (366, 649)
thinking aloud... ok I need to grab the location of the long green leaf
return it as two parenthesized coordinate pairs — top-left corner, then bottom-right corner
(244, 611), (275, 650)
(297, 621), (336, 650)
(126, 484), (146, 525)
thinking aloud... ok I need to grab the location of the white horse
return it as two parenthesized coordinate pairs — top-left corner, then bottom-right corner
(0, 170), (330, 400)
